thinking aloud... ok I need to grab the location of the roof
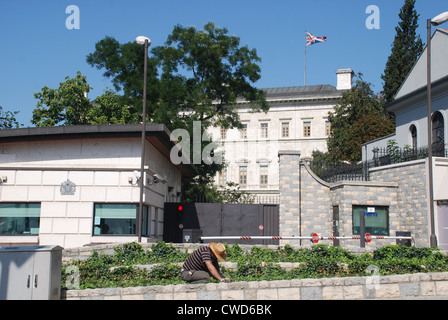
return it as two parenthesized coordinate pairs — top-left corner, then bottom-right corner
(261, 84), (344, 101)
(394, 29), (448, 100)
(0, 124), (198, 177)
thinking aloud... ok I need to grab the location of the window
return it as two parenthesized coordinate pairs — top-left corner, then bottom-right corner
(261, 123), (268, 138)
(142, 206), (151, 237)
(410, 125), (417, 150)
(282, 122), (289, 138)
(352, 205), (389, 236)
(240, 124), (247, 139)
(260, 166), (268, 185)
(220, 126), (226, 140)
(219, 166), (227, 185)
(432, 112), (445, 156)
(0, 203), (40, 235)
(239, 166), (247, 185)
(93, 203), (140, 235)
(303, 122), (311, 137)
(326, 121), (332, 137)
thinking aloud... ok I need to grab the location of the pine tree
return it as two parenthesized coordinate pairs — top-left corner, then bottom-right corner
(381, 0), (423, 105)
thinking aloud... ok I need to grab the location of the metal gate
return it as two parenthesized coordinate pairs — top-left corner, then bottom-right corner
(163, 203), (279, 245)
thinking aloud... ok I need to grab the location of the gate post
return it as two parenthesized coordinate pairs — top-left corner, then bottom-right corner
(278, 151), (301, 245)
(360, 210), (366, 248)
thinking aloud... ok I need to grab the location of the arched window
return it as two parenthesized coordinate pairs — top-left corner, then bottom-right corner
(410, 125), (417, 150)
(432, 112), (445, 156)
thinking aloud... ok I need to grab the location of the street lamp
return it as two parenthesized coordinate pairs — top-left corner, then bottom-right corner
(135, 35), (151, 243)
(426, 12), (448, 248)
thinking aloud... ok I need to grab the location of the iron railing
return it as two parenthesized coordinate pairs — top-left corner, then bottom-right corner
(309, 143), (448, 184)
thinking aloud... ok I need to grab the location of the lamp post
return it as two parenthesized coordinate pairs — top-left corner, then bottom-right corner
(135, 35), (151, 243)
(426, 12), (448, 248)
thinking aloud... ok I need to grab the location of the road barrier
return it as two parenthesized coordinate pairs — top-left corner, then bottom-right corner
(200, 233), (414, 245)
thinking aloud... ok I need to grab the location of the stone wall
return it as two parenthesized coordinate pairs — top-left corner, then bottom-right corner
(277, 151), (430, 249)
(278, 151), (303, 244)
(62, 272), (448, 300)
(370, 160), (429, 247)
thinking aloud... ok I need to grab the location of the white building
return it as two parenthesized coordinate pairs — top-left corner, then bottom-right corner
(0, 124), (197, 248)
(362, 29), (448, 250)
(208, 69), (354, 201)
(363, 29), (448, 160)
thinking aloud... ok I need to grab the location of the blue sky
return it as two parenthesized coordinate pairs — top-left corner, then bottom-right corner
(0, 0), (447, 126)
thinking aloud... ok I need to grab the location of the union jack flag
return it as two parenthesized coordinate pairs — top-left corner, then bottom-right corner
(306, 32), (327, 47)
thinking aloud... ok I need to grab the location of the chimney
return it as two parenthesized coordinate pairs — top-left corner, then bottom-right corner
(336, 69), (354, 90)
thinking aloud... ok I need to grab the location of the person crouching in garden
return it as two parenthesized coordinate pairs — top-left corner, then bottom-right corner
(181, 242), (231, 284)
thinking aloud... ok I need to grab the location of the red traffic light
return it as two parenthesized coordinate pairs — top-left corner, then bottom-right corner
(178, 205), (183, 211)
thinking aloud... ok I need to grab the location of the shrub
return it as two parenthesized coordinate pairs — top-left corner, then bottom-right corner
(62, 242), (448, 290)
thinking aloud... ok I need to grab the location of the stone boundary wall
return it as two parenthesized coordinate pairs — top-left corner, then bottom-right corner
(62, 243), (370, 264)
(277, 152), (431, 249)
(62, 243), (283, 264)
(62, 272), (448, 300)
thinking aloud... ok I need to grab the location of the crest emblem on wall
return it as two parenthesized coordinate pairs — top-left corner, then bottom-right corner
(60, 179), (76, 195)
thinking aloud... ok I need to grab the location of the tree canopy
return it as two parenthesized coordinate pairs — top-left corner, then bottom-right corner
(32, 71), (92, 127)
(85, 22), (269, 132)
(0, 106), (21, 129)
(327, 74), (395, 163)
(381, 0), (423, 105)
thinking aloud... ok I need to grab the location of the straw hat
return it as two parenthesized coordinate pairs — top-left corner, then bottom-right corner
(209, 242), (226, 261)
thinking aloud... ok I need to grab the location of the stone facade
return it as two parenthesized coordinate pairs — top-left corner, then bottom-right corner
(278, 153), (431, 249)
(370, 160), (429, 247)
(62, 272), (448, 300)
(278, 151), (303, 242)
(207, 70), (353, 200)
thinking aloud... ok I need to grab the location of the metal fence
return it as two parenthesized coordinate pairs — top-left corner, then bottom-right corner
(309, 143), (448, 184)
(171, 194), (280, 205)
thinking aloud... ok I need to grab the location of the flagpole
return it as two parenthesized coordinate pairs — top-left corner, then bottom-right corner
(304, 31), (307, 86)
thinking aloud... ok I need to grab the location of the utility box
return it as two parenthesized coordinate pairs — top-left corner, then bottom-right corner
(182, 229), (203, 243)
(0, 245), (63, 300)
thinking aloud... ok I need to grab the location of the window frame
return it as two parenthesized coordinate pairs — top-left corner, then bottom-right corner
(260, 165), (268, 185)
(219, 166), (228, 186)
(352, 205), (389, 236)
(239, 166), (248, 185)
(240, 124), (248, 139)
(326, 121), (332, 137)
(93, 203), (148, 236)
(281, 122), (290, 138)
(303, 121), (311, 137)
(0, 202), (41, 236)
(260, 123), (269, 138)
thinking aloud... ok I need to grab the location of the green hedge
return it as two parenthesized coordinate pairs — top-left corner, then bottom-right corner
(62, 242), (448, 290)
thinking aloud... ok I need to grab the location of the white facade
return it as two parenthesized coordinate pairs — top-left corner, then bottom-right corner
(361, 29), (448, 250)
(208, 69), (353, 200)
(363, 29), (448, 161)
(0, 124), (196, 248)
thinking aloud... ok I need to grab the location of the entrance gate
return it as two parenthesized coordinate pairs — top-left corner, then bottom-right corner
(163, 203), (279, 245)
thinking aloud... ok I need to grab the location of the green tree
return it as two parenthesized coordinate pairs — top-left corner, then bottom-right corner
(32, 71), (92, 126)
(151, 22), (269, 130)
(381, 0), (423, 105)
(86, 23), (269, 198)
(87, 23), (269, 132)
(327, 74), (395, 163)
(86, 36), (159, 122)
(88, 89), (141, 125)
(0, 106), (22, 129)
